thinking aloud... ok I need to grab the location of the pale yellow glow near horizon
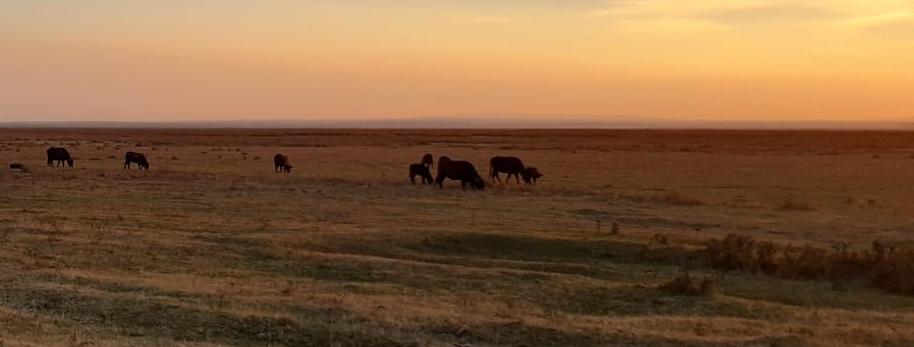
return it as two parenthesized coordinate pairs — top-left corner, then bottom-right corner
(1, 1), (912, 123)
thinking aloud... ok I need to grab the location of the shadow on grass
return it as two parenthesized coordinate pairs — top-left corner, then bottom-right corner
(533, 284), (795, 320)
(404, 232), (697, 267)
(722, 275), (914, 313)
(426, 319), (813, 347)
(0, 285), (418, 347)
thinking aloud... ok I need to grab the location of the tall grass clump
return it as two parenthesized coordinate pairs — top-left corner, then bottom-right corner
(658, 270), (717, 297)
(705, 234), (914, 295)
(654, 190), (703, 206)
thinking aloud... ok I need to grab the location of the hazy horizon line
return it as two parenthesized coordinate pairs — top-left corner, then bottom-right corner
(0, 118), (911, 130)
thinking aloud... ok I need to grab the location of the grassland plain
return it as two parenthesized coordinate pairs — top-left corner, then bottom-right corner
(1, 128), (914, 347)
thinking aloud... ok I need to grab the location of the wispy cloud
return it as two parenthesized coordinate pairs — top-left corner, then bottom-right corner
(863, 16), (914, 40)
(850, 10), (914, 26)
(583, 0), (692, 19)
(454, 15), (520, 24)
(585, 1), (839, 24)
(696, 5), (838, 24)
(846, 6), (914, 41)
(580, 0), (914, 46)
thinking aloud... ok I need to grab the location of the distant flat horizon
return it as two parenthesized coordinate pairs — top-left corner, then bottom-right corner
(0, 118), (910, 130)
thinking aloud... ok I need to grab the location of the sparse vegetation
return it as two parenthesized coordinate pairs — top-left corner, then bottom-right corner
(705, 234), (914, 295)
(1, 129), (914, 346)
(777, 197), (816, 211)
(658, 270), (717, 297)
(652, 190), (704, 206)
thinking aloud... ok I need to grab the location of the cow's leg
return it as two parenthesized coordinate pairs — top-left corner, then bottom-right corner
(435, 174), (444, 189)
(514, 173), (521, 184)
(410, 175), (416, 184)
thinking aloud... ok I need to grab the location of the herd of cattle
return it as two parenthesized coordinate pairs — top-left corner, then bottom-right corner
(43, 147), (149, 170)
(405, 153), (543, 190)
(25, 147), (543, 190)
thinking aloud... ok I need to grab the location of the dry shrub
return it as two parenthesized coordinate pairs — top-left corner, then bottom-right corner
(652, 233), (669, 245)
(726, 195), (764, 209)
(8, 163), (29, 172)
(658, 270), (716, 297)
(777, 198), (815, 211)
(647, 190), (703, 206)
(706, 234), (914, 295)
(0, 227), (13, 243)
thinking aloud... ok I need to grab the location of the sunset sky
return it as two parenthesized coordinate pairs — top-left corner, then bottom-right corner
(1, 1), (913, 123)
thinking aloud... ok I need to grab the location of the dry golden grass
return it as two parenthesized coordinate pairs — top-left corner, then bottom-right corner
(2, 128), (914, 346)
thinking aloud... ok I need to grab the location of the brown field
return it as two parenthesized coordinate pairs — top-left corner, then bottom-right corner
(2, 128), (914, 347)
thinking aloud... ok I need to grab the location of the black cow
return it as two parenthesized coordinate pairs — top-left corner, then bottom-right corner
(409, 163), (433, 185)
(489, 156), (526, 184)
(522, 167), (543, 186)
(421, 153), (434, 169)
(437, 156), (451, 168)
(435, 159), (485, 190)
(124, 151), (149, 170)
(46, 147), (73, 167)
(273, 153), (292, 173)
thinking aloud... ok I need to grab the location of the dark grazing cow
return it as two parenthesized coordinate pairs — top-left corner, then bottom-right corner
(124, 151), (149, 170)
(489, 156), (526, 184)
(437, 156), (451, 168)
(435, 159), (485, 190)
(421, 153), (434, 169)
(46, 147), (73, 167)
(273, 153), (292, 173)
(522, 167), (543, 186)
(409, 163), (433, 185)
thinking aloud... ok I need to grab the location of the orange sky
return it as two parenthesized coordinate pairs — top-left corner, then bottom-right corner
(1, 1), (913, 123)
